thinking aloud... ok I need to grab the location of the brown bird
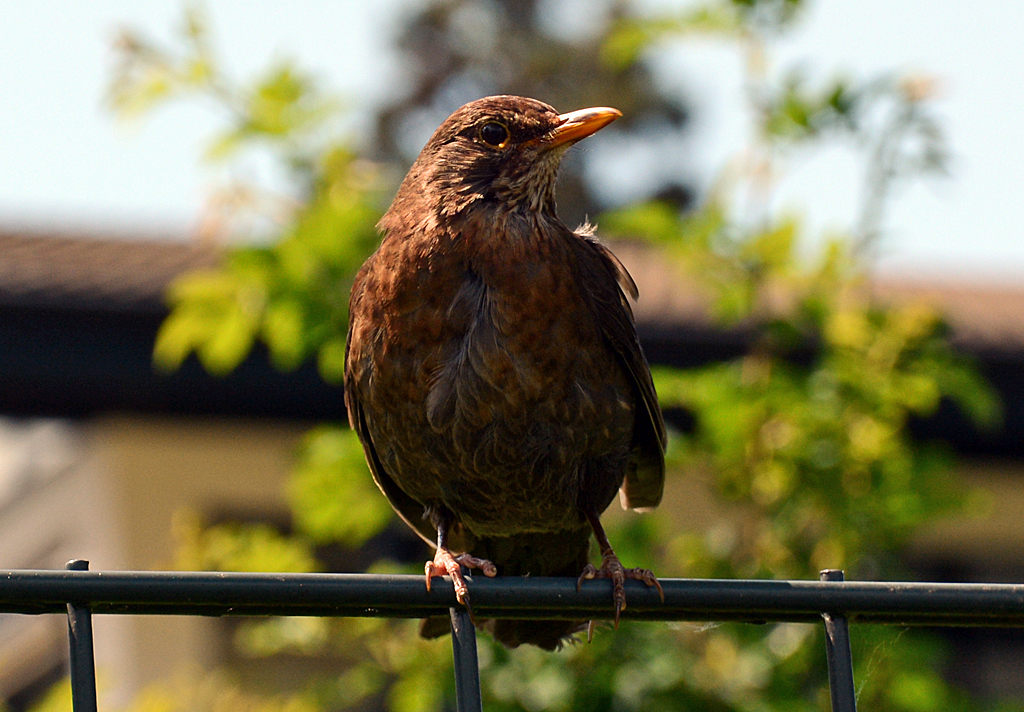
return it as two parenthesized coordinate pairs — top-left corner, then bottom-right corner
(344, 95), (666, 650)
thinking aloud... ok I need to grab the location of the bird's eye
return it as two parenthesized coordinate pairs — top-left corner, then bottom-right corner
(479, 121), (510, 147)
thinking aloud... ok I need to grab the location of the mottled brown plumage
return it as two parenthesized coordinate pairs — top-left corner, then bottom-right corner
(344, 95), (666, 650)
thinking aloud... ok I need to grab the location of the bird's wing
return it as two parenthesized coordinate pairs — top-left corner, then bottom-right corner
(344, 265), (437, 548)
(346, 384), (478, 554)
(575, 232), (666, 510)
(347, 396), (438, 547)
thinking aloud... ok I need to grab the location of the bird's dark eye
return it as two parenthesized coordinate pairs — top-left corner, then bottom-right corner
(479, 121), (510, 147)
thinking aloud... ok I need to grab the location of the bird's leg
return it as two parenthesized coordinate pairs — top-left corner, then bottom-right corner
(424, 516), (497, 616)
(576, 509), (664, 627)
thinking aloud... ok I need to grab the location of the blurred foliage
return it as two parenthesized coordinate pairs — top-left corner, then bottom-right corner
(286, 426), (397, 548)
(28, 670), (324, 712)
(151, 161), (380, 381)
(110, 5), (384, 381)
(648, 274), (998, 580)
(373, 0), (699, 227)
(29, 1), (1014, 712)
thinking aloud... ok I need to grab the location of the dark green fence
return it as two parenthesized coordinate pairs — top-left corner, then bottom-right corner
(5, 561), (1024, 712)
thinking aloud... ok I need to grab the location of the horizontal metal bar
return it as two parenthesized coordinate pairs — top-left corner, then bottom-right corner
(0, 570), (1023, 627)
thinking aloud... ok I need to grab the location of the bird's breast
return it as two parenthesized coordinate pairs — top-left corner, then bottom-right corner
(349, 223), (634, 535)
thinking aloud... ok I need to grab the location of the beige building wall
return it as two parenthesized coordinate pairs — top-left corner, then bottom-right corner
(0, 415), (306, 708)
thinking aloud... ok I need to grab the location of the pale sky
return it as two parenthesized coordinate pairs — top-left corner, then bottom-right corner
(1, 1), (1021, 282)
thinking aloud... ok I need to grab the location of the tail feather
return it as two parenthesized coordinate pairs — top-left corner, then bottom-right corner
(419, 616), (587, 650)
(486, 618), (588, 650)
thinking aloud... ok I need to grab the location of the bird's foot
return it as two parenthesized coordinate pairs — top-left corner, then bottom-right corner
(424, 547), (497, 613)
(576, 552), (664, 628)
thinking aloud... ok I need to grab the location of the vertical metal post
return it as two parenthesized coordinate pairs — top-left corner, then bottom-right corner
(65, 560), (98, 712)
(449, 569), (482, 712)
(820, 569), (857, 712)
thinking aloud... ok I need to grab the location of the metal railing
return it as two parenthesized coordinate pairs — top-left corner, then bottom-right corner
(4, 561), (1024, 712)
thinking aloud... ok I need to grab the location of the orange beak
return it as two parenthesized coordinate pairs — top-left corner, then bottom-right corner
(541, 106), (622, 148)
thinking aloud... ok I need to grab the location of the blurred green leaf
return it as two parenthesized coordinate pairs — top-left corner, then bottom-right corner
(174, 512), (319, 574)
(601, 7), (745, 69)
(235, 616), (330, 657)
(153, 309), (205, 373)
(890, 671), (948, 712)
(602, 200), (684, 245)
(316, 337), (348, 384)
(741, 217), (797, 273)
(287, 427), (394, 547)
(263, 298), (308, 370)
(26, 678), (72, 712)
(196, 303), (258, 375)
(388, 671), (443, 712)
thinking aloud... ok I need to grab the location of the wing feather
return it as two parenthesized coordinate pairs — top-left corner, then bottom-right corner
(574, 231), (666, 510)
(344, 263), (437, 547)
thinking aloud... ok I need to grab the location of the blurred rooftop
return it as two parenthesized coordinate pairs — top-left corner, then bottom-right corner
(0, 230), (218, 313)
(0, 228), (1021, 455)
(3, 229), (1024, 351)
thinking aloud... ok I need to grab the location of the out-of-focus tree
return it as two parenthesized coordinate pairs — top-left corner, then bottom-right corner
(373, 0), (699, 226)
(110, 6), (386, 382)
(29, 2), (1011, 712)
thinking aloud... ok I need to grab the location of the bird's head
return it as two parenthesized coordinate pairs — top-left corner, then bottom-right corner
(383, 96), (621, 229)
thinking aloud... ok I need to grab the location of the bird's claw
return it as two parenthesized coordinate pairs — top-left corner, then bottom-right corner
(576, 556), (663, 628)
(424, 548), (497, 622)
